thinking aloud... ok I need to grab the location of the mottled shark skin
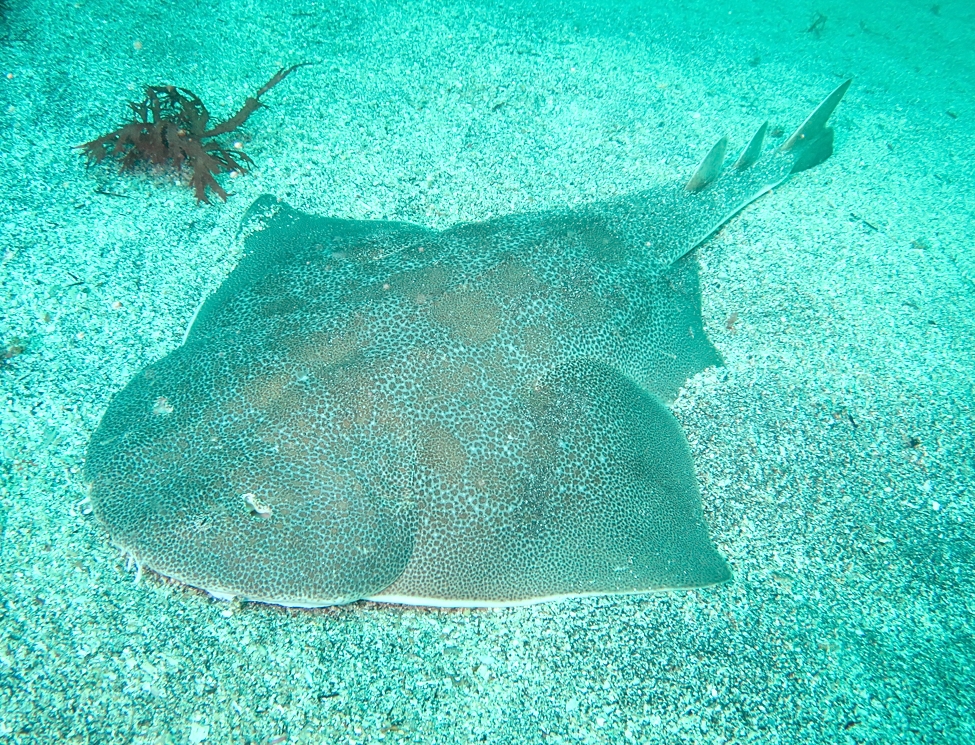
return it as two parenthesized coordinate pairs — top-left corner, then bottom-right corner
(85, 80), (850, 608)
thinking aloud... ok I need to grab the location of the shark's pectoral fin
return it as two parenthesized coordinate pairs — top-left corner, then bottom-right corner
(519, 359), (732, 596)
(372, 359), (730, 607)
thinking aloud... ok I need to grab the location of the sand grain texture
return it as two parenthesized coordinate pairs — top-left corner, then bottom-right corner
(1, 0), (972, 742)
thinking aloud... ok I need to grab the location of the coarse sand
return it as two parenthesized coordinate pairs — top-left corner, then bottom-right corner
(1, 0), (973, 742)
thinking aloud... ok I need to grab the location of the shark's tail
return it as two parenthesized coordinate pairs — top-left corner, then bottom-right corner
(685, 78), (853, 193)
(640, 77), (853, 268)
(529, 79), (853, 273)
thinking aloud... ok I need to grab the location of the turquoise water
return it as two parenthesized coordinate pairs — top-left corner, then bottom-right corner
(1, 0), (973, 742)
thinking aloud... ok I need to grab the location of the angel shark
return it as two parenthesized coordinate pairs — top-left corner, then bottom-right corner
(85, 80), (851, 607)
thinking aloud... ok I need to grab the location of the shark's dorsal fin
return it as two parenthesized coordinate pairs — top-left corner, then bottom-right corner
(685, 136), (728, 192)
(734, 121), (769, 171)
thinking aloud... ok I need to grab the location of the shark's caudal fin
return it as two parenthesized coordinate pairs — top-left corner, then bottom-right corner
(781, 78), (852, 174)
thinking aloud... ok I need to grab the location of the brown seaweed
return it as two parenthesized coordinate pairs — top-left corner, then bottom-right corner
(79, 64), (308, 203)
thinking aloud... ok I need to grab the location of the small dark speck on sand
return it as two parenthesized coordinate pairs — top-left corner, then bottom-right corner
(806, 12), (828, 36)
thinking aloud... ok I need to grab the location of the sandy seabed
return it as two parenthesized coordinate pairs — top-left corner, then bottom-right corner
(1, 0), (973, 743)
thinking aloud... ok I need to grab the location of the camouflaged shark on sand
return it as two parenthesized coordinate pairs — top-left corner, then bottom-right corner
(85, 79), (852, 608)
